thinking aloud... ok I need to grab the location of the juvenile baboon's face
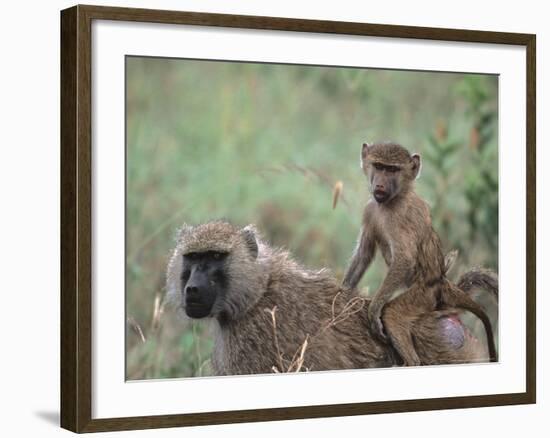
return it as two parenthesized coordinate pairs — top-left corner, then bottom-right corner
(368, 161), (404, 204)
(361, 142), (421, 204)
(180, 250), (229, 318)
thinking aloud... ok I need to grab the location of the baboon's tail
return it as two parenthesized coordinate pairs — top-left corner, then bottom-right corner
(441, 281), (498, 362)
(456, 268), (498, 300)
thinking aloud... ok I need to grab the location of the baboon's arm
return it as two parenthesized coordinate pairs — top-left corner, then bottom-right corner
(342, 226), (376, 289)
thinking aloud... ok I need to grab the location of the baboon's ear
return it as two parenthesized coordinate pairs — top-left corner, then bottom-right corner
(361, 143), (371, 168)
(444, 249), (459, 275)
(241, 225), (259, 259)
(411, 153), (422, 179)
(176, 223), (193, 242)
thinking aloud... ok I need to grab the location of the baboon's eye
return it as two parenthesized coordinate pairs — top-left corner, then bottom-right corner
(211, 252), (227, 260)
(184, 252), (199, 261)
(180, 268), (190, 281)
(386, 165), (400, 173)
(373, 163), (384, 171)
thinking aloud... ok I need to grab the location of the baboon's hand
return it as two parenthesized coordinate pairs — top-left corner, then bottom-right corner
(368, 306), (388, 343)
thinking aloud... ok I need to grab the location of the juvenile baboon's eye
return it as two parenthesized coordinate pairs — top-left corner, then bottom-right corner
(387, 165), (400, 173)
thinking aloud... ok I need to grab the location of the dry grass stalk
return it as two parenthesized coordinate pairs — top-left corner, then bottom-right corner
(127, 316), (146, 343)
(257, 163), (350, 209)
(322, 291), (366, 334)
(264, 306), (285, 373)
(265, 291), (366, 373)
(287, 335), (309, 372)
(127, 282), (168, 380)
(332, 180), (343, 209)
(151, 282), (166, 332)
(197, 358), (212, 377)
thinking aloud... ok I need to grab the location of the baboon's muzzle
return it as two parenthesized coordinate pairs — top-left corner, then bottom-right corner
(184, 271), (216, 318)
(373, 189), (390, 203)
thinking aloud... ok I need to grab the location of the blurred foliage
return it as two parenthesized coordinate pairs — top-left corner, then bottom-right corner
(125, 57), (498, 379)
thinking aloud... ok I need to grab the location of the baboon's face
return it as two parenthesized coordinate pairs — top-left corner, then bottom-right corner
(367, 161), (403, 204)
(167, 222), (264, 323)
(180, 250), (229, 319)
(361, 143), (421, 204)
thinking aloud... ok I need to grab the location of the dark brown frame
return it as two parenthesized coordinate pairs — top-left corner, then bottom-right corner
(61, 4), (536, 433)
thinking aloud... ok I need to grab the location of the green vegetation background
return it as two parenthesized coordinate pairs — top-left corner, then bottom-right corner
(126, 57), (498, 380)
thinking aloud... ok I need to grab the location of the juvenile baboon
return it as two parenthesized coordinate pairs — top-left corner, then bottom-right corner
(167, 220), (489, 376)
(342, 142), (497, 366)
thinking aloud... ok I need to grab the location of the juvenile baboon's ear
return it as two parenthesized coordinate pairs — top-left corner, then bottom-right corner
(444, 249), (459, 275)
(411, 153), (422, 179)
(361, 143), (371, 168)
(241, 225), (259, 259)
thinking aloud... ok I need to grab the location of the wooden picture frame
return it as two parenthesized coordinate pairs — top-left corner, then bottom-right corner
(60, 4), (536, 433)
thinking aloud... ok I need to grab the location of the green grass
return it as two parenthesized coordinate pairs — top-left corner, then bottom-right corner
(125, 57), (498, 379)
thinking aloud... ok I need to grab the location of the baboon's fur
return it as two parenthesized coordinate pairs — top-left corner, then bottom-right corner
(167, 221), (488, 376)
(343, 142), (497, 366)
(457, 268), (498, 299)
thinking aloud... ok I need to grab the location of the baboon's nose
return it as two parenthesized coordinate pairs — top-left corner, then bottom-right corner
(186, 285), (200, 300)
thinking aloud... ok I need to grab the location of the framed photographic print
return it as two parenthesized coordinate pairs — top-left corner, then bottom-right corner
(60, 4), (536, 433)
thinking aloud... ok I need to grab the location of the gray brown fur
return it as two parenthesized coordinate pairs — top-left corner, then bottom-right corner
(343, 142), (497, 365)
(167, 221), (488, 376)
(457, 268), (498, 299)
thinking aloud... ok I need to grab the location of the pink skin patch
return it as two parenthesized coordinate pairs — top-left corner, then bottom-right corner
(439, 313), (479, 349)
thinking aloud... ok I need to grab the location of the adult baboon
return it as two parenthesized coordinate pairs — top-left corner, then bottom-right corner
(342, 142), (497, 366)
(166, 221), (489, 376)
